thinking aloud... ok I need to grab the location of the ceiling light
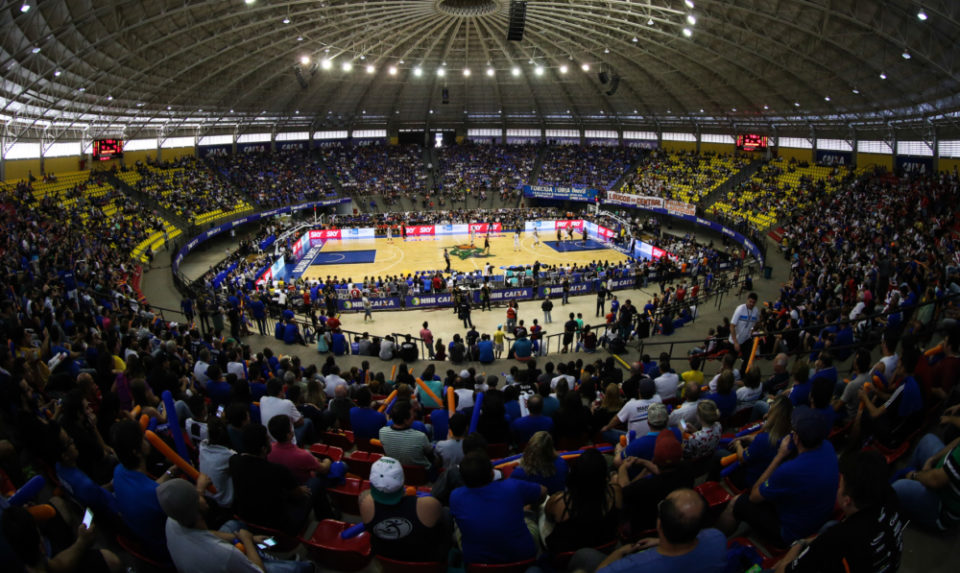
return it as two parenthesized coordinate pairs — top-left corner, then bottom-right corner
(437, 67), (445, 76)
(581, 63), (590, 71)
(647, 18), (654, 25)
(685, 0), (695, 8)
(486, 68), (495, 76)
(300, 56), (310, 65)
(244, 0), (255, 4)
(731, 107), (737, 112)
(794, 102), (800, 107)
(31, 47), (41, 53)
(53, 70), (61, 77)
(366, 65), (375, 74)
(20, 2), (30, 13)
(699, 108), (704, 113)
(763, 105), (769, 110)
(388, 66), (397, 75)
(824, 96), (831, 101)
(342, 62), (353, 72)
(106, 95), (113, 101)
(282, 17), (290, 24)
(512, 67), (521, 76)
(136, 102), (144, 107)
(359, 55), (365, 60)
(463, 68), (471, 77)
(917, 9), (928, 21)
(78, 87), (85, 92)
(604, 48), (610, 54)
(682, 27), (693, 37)
(166, 105), (171, 110)
(559, 65), (568, 74)
(321, 58), (333, 70)
(429, 109), (434, 114)
(398, 59), (404, 64)
(902, 50), (911, 59)
(879, 72), (887, 79)
(297, 36), (303, 42)
(632, 37), (638, 43)
(687, 15), (697, 25)
(534, 66), (544, 76)
(414, 66), (423, 77)
(295, 110), (300, 114)
(852, 88), (860, 94)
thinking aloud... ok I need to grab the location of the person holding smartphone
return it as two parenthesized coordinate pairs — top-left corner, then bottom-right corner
(158, 478), (312, 573)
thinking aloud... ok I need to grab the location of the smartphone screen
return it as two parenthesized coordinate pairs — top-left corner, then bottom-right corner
(216, 405), (225, 417)
(82, 508), (94, 528)
(257, 537), (277, 550)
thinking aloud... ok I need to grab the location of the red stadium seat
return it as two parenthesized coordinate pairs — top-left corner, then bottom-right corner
(327, 477), (372, 515)
(301, 519), (372, 572)
(695, 481), (733, 509)
(355, 437), (385, 454)
(322, 430), (355, 450)
(309, 443), (344, 462)
(344, 450), (383, 480)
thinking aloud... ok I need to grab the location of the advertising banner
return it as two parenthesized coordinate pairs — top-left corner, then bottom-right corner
(522, 185), (598, 202)
(895, 155), (934, 176)
(664, 200), (697, 217)
(198, 144), (232, 158)
(605, 191), (664, 209)
(405, 225), (436, 236)
(815, 149), (852, 166)
(468, 222), (503, 234)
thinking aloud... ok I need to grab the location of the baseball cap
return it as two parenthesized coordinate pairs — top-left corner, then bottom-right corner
(791, 406), (829, 446)
(647, 403), (668, 428)
(369, 457), (405, 505)
(460, 369), (471, 379)
(157, 478), (200, 526)
(652, 430), (682, 467)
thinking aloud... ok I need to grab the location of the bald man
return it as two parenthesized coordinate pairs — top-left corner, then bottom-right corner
(572, 488), (727, 573)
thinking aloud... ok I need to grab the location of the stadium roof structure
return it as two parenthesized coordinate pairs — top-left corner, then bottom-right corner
(2, 0), (960, 144)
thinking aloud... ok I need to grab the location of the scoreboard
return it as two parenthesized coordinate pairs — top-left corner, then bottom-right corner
(93, 139), (124, 160)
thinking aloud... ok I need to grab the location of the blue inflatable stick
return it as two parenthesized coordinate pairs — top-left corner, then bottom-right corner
(162, 391), (190, 461)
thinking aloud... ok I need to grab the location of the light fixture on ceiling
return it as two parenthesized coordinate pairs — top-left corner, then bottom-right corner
(879, 72), (887, 79)
(321, 58), (332, 70)
(20, 2), (30, 12)
(824, 96), (831, 101)
(581, 63), (590, 71)
(731, 107), (736, 112)
(534, 66), (544, 76)
(295, 110), (300, 114)
(632, 36), (638, 43)
(244, 0), (255, 5)
(486, 67), (495, 76)
(297, 36), (303, 42)
(136, 102), (144, 107)
(512, 67), (521, 76)
(902, 49), (911, 59)
(429, 109), (434, 114)
(413, 66), (423, 77)
(366, 65), (375, 74)
(852, 88), (860, 94)
(78, 87), (85, 92)
(647, 18), (654, 25)
(282, 17), (290, 24)
(559, 65), (568, 73)
(359, 55), (365, 60)
(763, 105), (769, 110)
(106, 95), (113, 101)
(31, 47), (41, 53)
(687, 15), (697, 25)
(342, 62), (352, 72)
(388, 66), (397, 75)
(463, 68), (471, 76)
(53, 70), (61, 77)
(794, 101), (800, 107)
(699, 108), (704, 113)
(917, 9), (928, 21)
(437, 67), (445, 76)
(685, 0), (695, 8)
(682, 28), (692, 37)
(604, 48), (610, 54)
(300, 56), (310, 65)
(398, 59), (404, 64)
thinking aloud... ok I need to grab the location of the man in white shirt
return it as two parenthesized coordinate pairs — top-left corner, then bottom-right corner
(668, 381), (702, 429)
(193, 349), (211, 389)
(550, 363), (576, 390)
(259, 379), (310, 445)
(653, 353), (680, 401)
(225, 349), (246, 381)
(601, 378), (663, 437)
(729, 292), (760, 365)
(323, 365), (347, 398)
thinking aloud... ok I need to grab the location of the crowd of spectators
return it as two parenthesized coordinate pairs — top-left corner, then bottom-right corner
(211, 149), (335, 208)
(433, 141), (538, 201)
(619, 149), (749, 204)
(538, 144), (642, 190)
(317, 142), (427, 207)
(134, 158), (252, 224)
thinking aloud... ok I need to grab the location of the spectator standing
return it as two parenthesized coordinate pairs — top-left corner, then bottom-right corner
(542, 295), (554, 324)
(729, 292), (761, 366)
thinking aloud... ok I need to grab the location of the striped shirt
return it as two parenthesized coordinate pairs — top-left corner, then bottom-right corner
(379, 425), (432, 469)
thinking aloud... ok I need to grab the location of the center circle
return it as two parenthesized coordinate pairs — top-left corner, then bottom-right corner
(435, 0), (503, 18)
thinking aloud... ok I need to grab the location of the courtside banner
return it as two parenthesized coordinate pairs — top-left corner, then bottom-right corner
(468, 223), (503, 234)
(664, 200), (697, 217)
(406, 225), (436, 236)
(522, 185), (598, 202)
(435, 224), (468, 236)
(605, 191), (664, 209)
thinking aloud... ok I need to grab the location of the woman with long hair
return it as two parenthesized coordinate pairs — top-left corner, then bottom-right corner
(543, 448), (622, 553)
(510, 430), (568, 494)
(592, 383), (624, 442)
(728, 395), (794, 490)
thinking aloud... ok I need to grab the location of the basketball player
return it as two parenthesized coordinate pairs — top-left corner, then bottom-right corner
(556, 227), (562, 243)
(483, 234), (491, 255)
(567, 226), (575, 241)
(470, 227), (476, 245)
(444, 248), (451, 273)
(514, 229), (521, 251)
(533, 229), (540, 247)
(386, 225), (393, 244)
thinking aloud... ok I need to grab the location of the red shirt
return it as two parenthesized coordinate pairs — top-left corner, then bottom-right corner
(267, 442), (321, 484)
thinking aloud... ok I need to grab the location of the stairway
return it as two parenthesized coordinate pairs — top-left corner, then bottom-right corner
(607, 150), (652, 193)
(106, 172), (192, 233)
(699, 157), (766, 212)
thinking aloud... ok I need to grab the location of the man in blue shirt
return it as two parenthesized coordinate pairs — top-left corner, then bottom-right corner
(450, 452), (546, 564)
(511, 333), (533, 362)
(349, 387), (387, 446)
(477, 334), (495, 363)
(510, 395), (554, 445)
(723, 406), (839, 546)
(572, 488), (726, 573)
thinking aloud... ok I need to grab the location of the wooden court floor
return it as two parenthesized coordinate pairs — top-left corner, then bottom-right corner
(299, 232), (632, 282)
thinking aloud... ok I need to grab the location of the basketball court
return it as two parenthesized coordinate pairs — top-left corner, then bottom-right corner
(296, 232), (632, 283)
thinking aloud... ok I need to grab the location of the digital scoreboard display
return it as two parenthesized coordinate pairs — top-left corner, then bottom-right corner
(736, 134), (768, 152)
(93, 139), (124, 161)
